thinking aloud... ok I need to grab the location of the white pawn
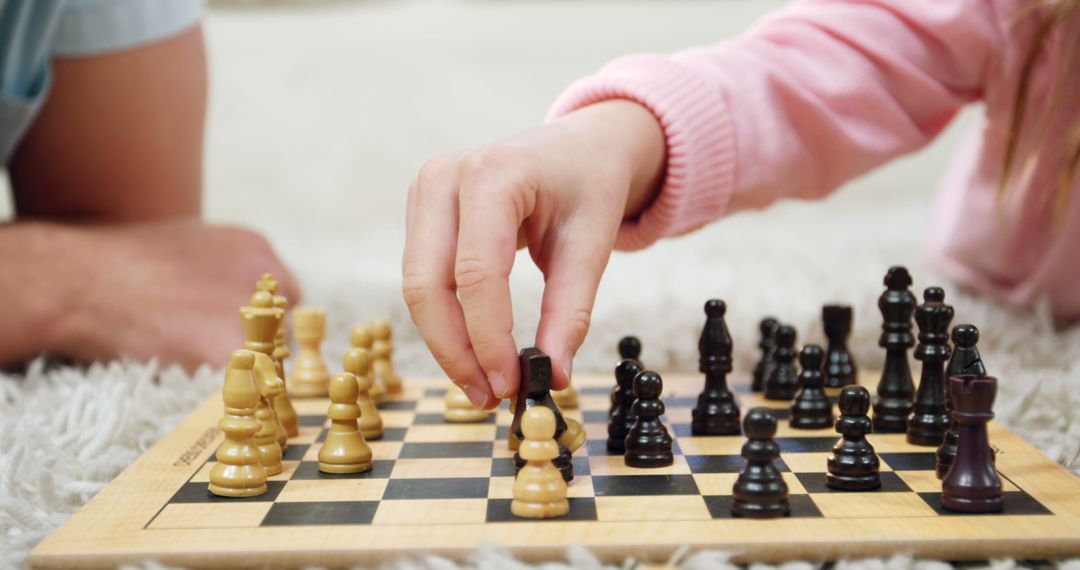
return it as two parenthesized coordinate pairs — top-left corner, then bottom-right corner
(371, 318), (403, 395)
(288, 307), (330, 397)
(351, 324), (384, 402)
(344, 347), (383, 440)
(552, 385), (579, 409)
(443, 383), (491, 423)
(319, 373), (373, 474)
(209, 351), (268, 497)
(512, 407), (569, 519)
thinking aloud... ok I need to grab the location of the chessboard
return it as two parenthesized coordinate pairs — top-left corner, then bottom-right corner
(27, 372), (1080, 568)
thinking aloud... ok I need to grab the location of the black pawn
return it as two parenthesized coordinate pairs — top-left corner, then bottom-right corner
(942, 374), (1003, 512)
(732, 408), (790, 518)
(827, 385), (881, 491)
(607, 358), (642, 453)
(618, 335), (642, 364)
(873, 266), (917, 432)
(790, 345), (834, 429)
(764, 325), (798, 401)
(692, 300), (740, 435)
(752, 317), (779, 392)
(823, 305), (857, 388)
(907, 287), (954, 446)
(936, 324), (987, 479)
(624, 370), (673, 468)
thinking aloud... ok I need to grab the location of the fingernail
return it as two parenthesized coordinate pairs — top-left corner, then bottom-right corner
(563, 355), (574, 382)
(465, 384), (491, 409)
(489, 371), (511, 399)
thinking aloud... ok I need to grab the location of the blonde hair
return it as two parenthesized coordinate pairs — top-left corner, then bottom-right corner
(1001, 0), (1079, 221)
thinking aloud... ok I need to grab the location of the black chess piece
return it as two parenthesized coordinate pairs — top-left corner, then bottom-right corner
(607, 358), (642, 453)
(936, 324), (987, 479)
(907, 287), (954, 446)
(618, 335), (642, 364)
(823, 305), (857, 388)
(624, 370), (674, 468)
(790, 345), (834, 430)
(732, 408), (790, 518)
(942, 374), (1003, 512)
(827, 385), (881, 491)
(692, 300), (741, 435)
(511, 347), (574, 482)
(764, 325), (798, 401)
(872, 266), (917, 433)
(752, 317), (779, 392)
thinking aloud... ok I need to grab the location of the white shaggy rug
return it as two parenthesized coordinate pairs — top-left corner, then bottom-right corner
(2, 1), (1079, 568)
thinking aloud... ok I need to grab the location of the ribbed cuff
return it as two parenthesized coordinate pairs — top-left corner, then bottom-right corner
(547, 54), (736, 251)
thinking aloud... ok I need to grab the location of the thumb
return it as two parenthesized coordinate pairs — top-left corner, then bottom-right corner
(533, 221), (614, 390)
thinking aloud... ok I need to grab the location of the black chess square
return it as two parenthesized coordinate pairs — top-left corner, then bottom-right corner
(880, 452), (938, 471)
(580, 387), (609, 396)
(382, 478), (490, 500)
(413, 412), (495, 425)
(496, 426), (510, 440)
(169, 481), (286, 504)
(282, 444), (311, 462)
(591, 475), (699, 496)
(795, 471), (910, 493)
(733, 384), (753, 394)
(261, 501), (379, 526)
(775, 437), (836, 453)
(687, 455), (790, 474)
(490, 456), (590, 477)
(291, 460), (395, 480)
(582, 410), (608, 423)
(585, 440), (621, 457)
(299, 415), (326, 427)
(424, 388), (448, 397)
(378, 400), (418, 411)
(378, 427), (409, 442)
(399, 442), (493, 459)
(665, 396), (697, 408)
(703, 494), (824, 519)
(918, 491), (1052, 516)
(316, 429), (328, 443)
(485, 498), (598, 522)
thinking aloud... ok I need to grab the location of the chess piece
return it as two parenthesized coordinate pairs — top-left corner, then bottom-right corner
(873, 266), (917, 433)
(289, 307), (330, 397)
(827, 386), (881, 490)
(790, 345), (834, 430)
(552, 385), (579, 410)
(624, 370), (674, 468)
(937, 324), (987, 479)
(511, 406), (569, 519)
(511, 347), (575, 482)
(344, 348), (383, 440)
(619, 335), (643, 365)
(751, 317), (779, 393)
(822, 305), (857, 388)
(764, 325), (798, 400)
(692, 299), (740, 435)
(371, 318), (403, 395)
(209, 350), (268, 497)
(270, 290), (299, 438)
(351, 324), (384, 401)
(241, 290), (288, 452)
(607, 358), (642, 453)
(732, 408), (790, 518)
(318, 373), (373, 474)
(444, 383), (491, 423)
(907, 287), (954, 446)
(942, 374), (1003, 512)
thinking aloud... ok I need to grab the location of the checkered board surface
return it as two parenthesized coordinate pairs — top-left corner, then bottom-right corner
(28, 373), (1080, 568)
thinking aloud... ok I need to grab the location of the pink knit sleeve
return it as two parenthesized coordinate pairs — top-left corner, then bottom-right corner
(548, 0), (1004, 251)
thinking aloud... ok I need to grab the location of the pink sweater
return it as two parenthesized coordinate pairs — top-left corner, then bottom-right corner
(550, 0), (1080, 319)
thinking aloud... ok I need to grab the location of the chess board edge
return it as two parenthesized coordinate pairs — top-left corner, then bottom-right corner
(26, 374), (1080, 569)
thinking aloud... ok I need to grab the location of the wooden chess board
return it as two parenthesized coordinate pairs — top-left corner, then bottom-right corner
(27, 372), (1080, 568)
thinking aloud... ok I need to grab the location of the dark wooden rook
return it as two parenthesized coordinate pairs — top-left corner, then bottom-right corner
(942, 374), (1003, 513)
(823, 305), (857, 388)
(732, 408), (790, 518)
(752, 317), (779, 393)
(692, 300), (740, 435)
(764, 325), (799, 401)
(511, 347), (574, 482)
(907, 287), (954, 446)
(790, 345), (834, 430)
(624, 370), (674, 468)
(936, 324), (987, 479)
(873, 266), (917, 433)
(827, 385), (881, 490)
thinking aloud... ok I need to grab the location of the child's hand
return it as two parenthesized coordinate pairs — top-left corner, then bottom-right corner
(403, 100), (665, 408)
